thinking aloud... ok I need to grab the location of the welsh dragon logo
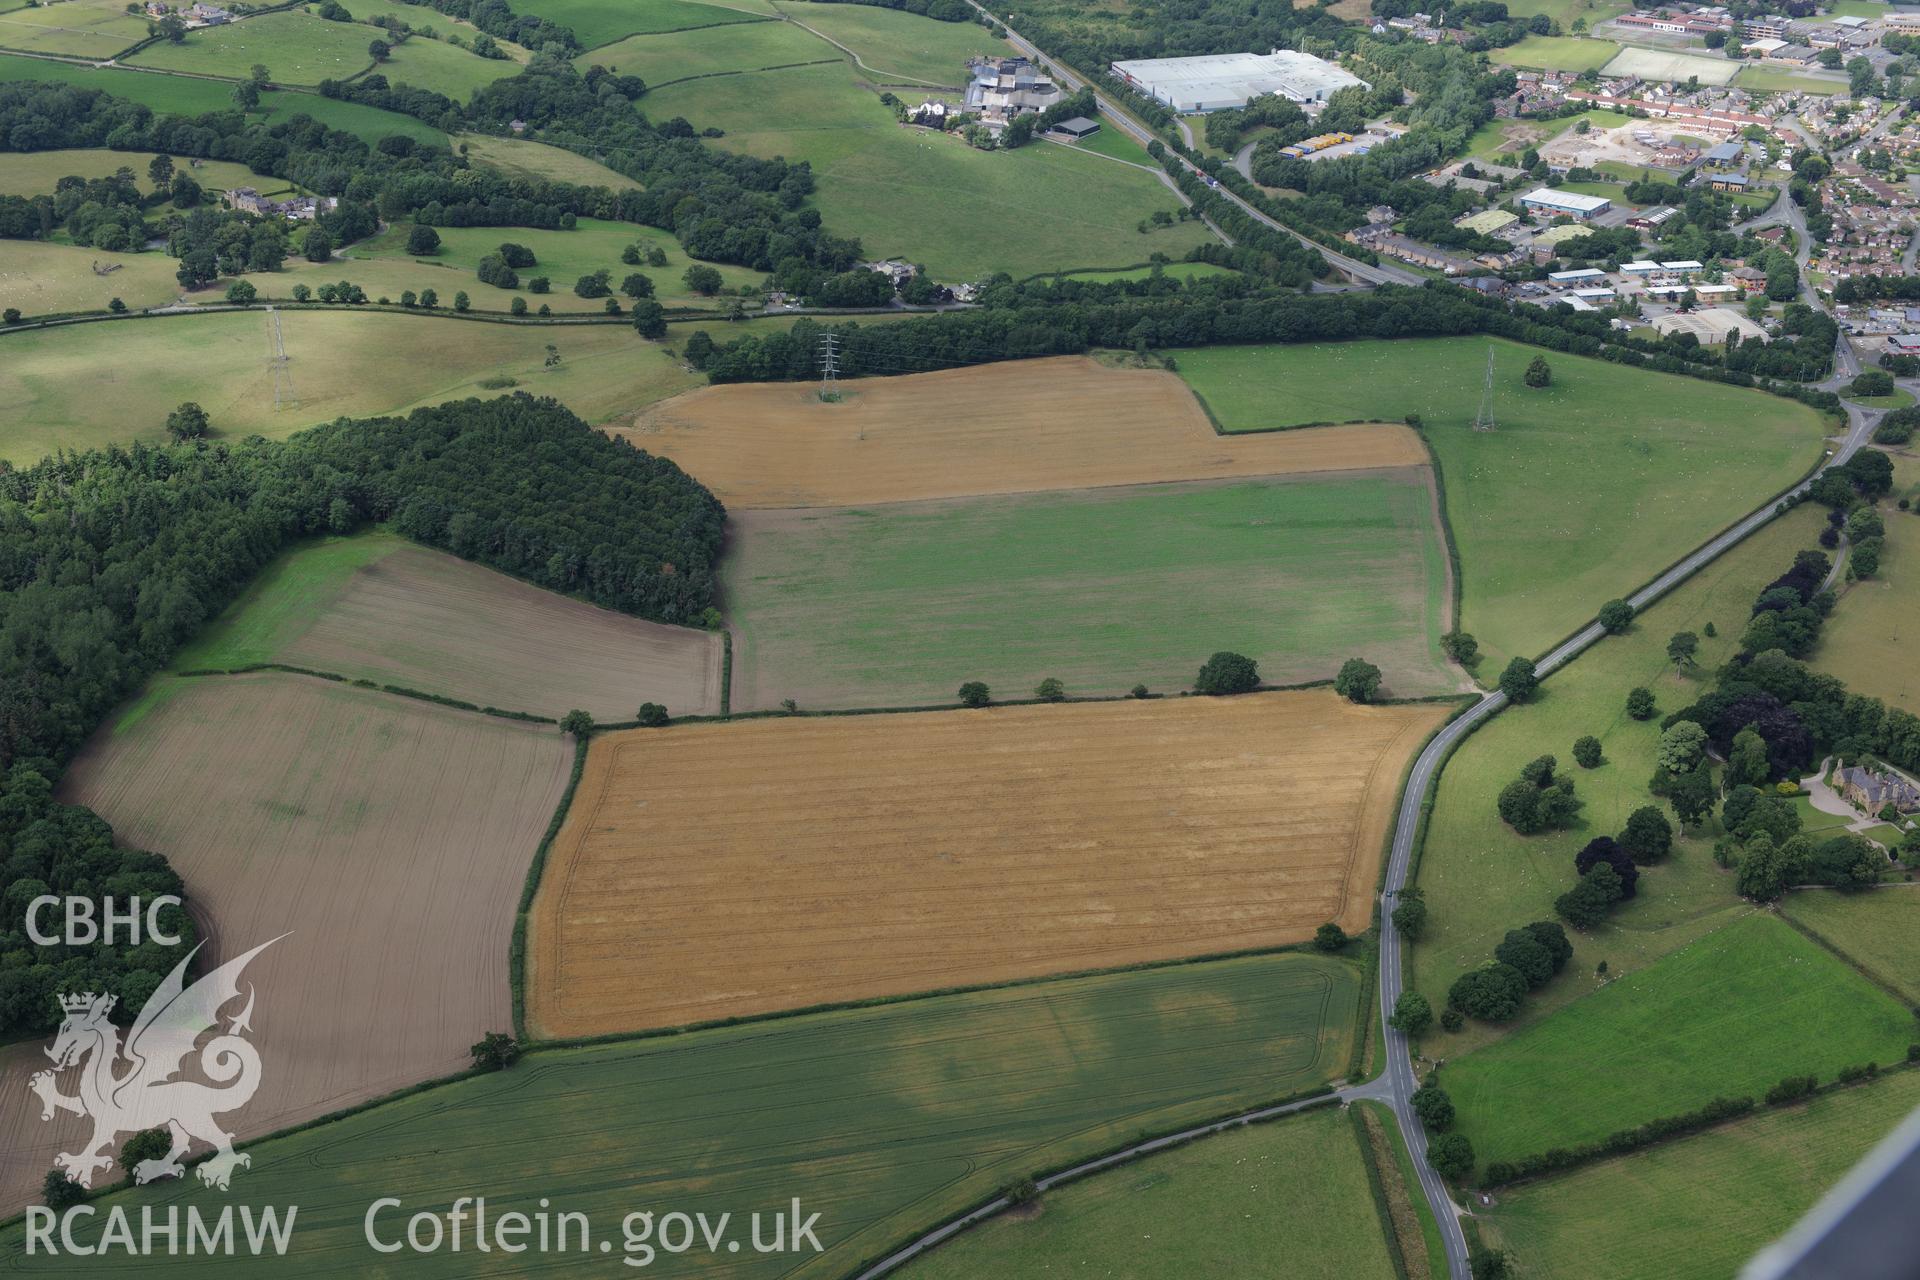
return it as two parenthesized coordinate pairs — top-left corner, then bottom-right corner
(29, 937), (282, 1191)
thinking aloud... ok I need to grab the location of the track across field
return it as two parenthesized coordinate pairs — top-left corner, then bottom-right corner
(622, 356), (1426, 508)
(528, 691), (1448, 1038)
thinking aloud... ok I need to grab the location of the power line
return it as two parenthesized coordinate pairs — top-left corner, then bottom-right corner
(817, 331), (839, 397)
(267, 307), (298, 411)
(1472, 343), (1495, 432)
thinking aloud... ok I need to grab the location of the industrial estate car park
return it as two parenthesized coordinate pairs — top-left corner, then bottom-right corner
(2, 0), (1920, 1277)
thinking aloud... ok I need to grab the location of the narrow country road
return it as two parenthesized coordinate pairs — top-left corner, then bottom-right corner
(1377, 393), (1879, 1277)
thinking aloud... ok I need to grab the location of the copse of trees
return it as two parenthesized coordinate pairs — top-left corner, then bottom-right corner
(0, 394), (725, 1035)
(1496, 754), (1580, 834)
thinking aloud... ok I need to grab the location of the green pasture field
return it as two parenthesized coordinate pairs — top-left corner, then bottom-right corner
(1824, 0), (1889, 15)
(0, 238), (184, 315)
(0, 953), (1362, 1278)
(1490, 35), (1620, 71)
(1812, 458), (1920, 711)
(338, 0), (530, 57)
(1482, 1068), (1920, 1280)
(325, 215), (764, 310)
(779, 0), (1005, 84)
(897, 1105), (1396, 1280)
(458, 132), (642, 189)
(1498, 0), (1631, 27)
(1784, 888), (1920, 1005)
(1056, 118), (1160, 166)
(723, 470), (1456, 712)
(1172, 337), (1829, 674)
(1049, 261), (1238, 284)
(0, 148), (288, 199)
(643, 62), (1207, 278)
(1734, 66), (1844, 96)
(582, 19), (832, 87)
(0, 52), (451, 145)
(1406, 504), (1826, 1057)
(0, 309), (703, 461)
(1444, 914), (1915, 1169)
(0, 0), (147, 58)
(521, 0), (771, 48)
(128, 11), (516, 99)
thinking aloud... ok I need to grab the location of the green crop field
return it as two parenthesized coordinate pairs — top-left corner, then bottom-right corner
(128, 11), (517, 98)
(640, 61), (1208, 278)
(0, 148), (290, 199)
(1406, 504), (1826, 1058)
(325, 215), (764, 310)
(1482, 1068), (1920, 1280)
(0, 0), (147, 58)
(1784, 889), (1920, 1005)
(1491, 36), (1620, 72)
(0, 52), (450, 145)
(1173, 337), (1828, 673)
(582, 18), (827, 86)
(0, 310), (702, 461)
(522, 0), (771, 48)
(0, 953), (1361, 1277)
(724, 471), (1457, 711)
(459, 132), (643, 189)
(0, 239), (185, 315)
(897, 1105), (1396, 1280)
(1444, 914), (1916, 1169)
(780, 1), (1005, 84)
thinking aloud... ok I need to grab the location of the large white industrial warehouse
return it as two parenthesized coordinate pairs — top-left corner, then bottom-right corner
(1109, 50), (1367, 111)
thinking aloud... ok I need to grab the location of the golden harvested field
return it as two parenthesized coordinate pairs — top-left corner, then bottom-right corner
(528, 691), (1450, 1038)
(617, 355), (1425, 507)
(0, 673), (573, 1213)
(177, 532), (723, 719)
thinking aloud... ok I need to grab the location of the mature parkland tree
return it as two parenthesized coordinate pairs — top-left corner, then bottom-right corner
(1335, 657), (1382, 704)
(1626, 686), (1656, 720)
(1411, 1083), (1455, 1130)
(1667, 631), (1699, 668)
(1619, 805), (1673, 863)
(1572, 735), (1603, 768)
(1389, 991), (1433, 1034)
(1524, 355), (1551, 387)
(1597, 599), (1634, 634)
(165, 402), (210, 441)
(958, 681), (991, 707)
(1500, 657), (1538, 703)
(1195, 651), (1259, 695)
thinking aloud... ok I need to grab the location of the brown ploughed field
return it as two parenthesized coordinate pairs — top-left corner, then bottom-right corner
(527, 691), (1450, 1039)
(0, 673), (572, 1212)
(615, 356), (1423, 508)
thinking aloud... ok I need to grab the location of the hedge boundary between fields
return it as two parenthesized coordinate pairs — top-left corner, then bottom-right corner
(1776, 902), (1920, 1013)
(173, 662), (558, 723)
(509, 733), (589, 1040)
(841, 1087), (1344, 1280)
(1351, 1103), (1416, 1280)
(525, 937), (1354, 1053)
(1477, 1058), (1920, 1192)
